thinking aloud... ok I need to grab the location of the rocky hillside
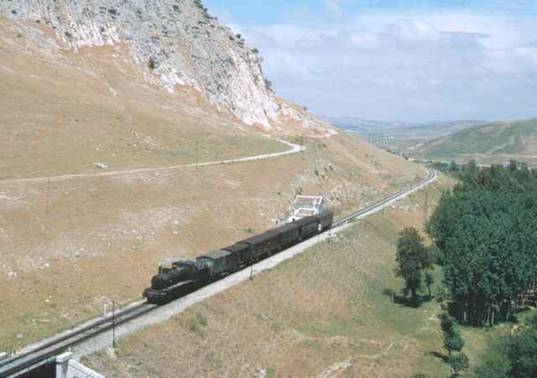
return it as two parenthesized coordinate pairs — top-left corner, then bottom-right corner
(0, 0), (328, 132)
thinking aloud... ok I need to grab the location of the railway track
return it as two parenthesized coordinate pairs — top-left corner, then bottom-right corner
(0, 303), (157, 377)
(334, 168), (436, 227)
(0, 168), (436, 377)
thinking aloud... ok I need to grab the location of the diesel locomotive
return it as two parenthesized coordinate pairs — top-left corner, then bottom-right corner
(144, 209), (334, 304)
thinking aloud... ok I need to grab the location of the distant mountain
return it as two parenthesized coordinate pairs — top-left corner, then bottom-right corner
(320, 116), (416, 136)
(393, 120), (486, 140)
(322, 116), (484, 141)
(416, 118), (537, 165)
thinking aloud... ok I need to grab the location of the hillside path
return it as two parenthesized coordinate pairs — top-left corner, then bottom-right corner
(0, 138), (305, 185)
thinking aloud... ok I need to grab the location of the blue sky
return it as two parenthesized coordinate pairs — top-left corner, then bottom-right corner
(205, 0), (537, 122)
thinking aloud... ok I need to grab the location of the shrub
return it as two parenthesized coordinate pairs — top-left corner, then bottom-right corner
(448, 352), (469, 376)
(148, 57), (157, 70)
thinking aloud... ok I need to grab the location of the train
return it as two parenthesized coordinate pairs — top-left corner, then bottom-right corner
(143, 209), (334, 304)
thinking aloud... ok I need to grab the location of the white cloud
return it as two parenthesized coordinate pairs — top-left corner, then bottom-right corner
(241, 10), (537, 121)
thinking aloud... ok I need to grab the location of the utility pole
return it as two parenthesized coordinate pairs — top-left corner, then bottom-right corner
(195, 141), (199, 171)
(46, 176), (51, 215)
(112, 300), (117, 349)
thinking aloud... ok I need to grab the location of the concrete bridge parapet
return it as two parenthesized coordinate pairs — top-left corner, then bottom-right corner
(56, 352), (104, 378)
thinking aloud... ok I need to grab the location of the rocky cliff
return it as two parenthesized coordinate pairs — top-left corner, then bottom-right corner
(0, 0), (330, 133)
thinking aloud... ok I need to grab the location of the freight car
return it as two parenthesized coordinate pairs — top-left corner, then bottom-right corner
(144, 209), (334, 304)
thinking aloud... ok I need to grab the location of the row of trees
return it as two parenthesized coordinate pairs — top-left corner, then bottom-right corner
(427, 161), (537, 326)
(394, 160), (537, 375)
(395, 228), (469, 376)
(439, 312), (469, 376)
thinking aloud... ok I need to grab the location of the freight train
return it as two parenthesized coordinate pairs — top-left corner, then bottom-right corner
(143, 210), (334, 304)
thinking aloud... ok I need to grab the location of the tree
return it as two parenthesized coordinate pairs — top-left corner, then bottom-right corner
(438, 312), (468, 375)
(439, 312), (454, 334)
(508, 159), (518, 172)
(448, 352), (469, 377)
(440, 312), (464, 356)
(427, 163), (537, 325)
(507, 323), (537, 377)
(395, 228), (430, 304)
(425, 271), (434, 297)
(475, 314), (537, 377)
(444, 330), (464, 355)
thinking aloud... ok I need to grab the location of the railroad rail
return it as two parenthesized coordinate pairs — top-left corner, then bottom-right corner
(0, 168), (436, 377)
(334, 168), (436, 227)
(0, 303), (156, 377)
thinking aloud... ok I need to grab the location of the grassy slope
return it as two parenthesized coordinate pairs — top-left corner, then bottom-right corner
(0, 20), (283, 179)
(417, 119), (537, 165)
(0, 133), (424, 351)
(85, 174), (457, 378)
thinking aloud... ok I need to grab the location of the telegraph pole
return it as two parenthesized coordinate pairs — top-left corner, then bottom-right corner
(112, 300), (117, 349)
(46, 176), (51, 215)
(195, 141), (199, 171)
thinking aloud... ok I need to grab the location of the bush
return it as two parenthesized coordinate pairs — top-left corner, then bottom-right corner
(186, 313), (208, 334)
(444, 331), (464, 355)
(448, 352), (469, 376)
(476, 314), (537, 377)
(148, 57), (157, 70)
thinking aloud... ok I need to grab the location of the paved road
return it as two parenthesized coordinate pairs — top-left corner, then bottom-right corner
(0, 138), (305, 185)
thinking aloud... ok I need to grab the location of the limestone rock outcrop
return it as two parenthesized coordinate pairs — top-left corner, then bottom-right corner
(0, 0), (332, 133)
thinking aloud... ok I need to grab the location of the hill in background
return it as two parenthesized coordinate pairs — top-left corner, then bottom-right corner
(416, 118), (537, 166)
(323, 116), (484, 153)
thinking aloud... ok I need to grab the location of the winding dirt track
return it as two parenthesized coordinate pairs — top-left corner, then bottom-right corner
(0, 139), (305, 185)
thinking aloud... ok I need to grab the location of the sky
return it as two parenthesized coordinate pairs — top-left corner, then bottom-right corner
(204, 0), (537, 122)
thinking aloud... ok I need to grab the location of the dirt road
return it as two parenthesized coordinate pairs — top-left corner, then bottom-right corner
(0, 139), (305, 186)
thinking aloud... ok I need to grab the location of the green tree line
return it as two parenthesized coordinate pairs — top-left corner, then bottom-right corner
(427, 160), (537, 326)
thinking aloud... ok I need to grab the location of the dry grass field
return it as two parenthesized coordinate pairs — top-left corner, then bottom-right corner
(0, 132), (423, 351)
(84, 175), (456, 377)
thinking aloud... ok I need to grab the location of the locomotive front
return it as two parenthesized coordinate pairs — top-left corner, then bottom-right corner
(144, 261), (205, 304)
